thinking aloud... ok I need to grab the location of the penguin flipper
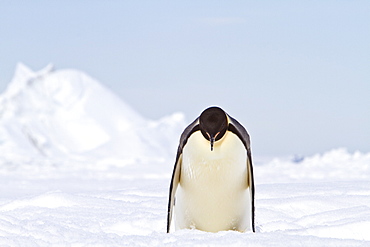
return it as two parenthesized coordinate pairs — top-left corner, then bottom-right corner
(228, 116), (255, 232)
(247, 151), (255, 232)
(167, 154), (182, 233)
(167, 118), (200, 233)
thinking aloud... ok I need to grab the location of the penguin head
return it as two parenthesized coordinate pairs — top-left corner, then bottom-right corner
(199, 107), (228, 151)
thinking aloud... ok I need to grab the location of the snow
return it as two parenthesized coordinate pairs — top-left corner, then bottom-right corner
(0, 64), (370, 246)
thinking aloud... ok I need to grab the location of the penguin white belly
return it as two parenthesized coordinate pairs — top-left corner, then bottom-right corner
(174, 131), (252, 232)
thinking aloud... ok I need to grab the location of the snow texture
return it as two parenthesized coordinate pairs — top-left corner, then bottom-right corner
(0, 64), (369, 246)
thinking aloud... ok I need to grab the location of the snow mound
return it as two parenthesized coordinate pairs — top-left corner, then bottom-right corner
(0, 63), (186, 164)
(257, 148), (370, 183)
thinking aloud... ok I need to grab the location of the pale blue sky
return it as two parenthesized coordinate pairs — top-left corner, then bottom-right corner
(1, 1), (369, 156)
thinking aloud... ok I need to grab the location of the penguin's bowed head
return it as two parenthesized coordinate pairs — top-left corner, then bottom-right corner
(199, 107), (228, 151)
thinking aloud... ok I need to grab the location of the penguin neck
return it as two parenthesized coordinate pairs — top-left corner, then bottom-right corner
(200, 130), (228, 154)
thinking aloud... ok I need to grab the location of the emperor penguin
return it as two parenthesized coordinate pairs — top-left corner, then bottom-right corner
(167, 106), (255, 233)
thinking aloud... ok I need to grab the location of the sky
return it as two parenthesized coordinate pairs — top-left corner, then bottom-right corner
(0, 1), (369, 157)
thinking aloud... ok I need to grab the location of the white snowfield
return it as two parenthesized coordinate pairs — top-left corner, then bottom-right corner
(0, 64), (369, 246)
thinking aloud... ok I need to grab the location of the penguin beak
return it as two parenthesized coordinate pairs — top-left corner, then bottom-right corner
(207, 132), (220, 151)
(206, 132), (215, 151)
(210, 136), (215, 151)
